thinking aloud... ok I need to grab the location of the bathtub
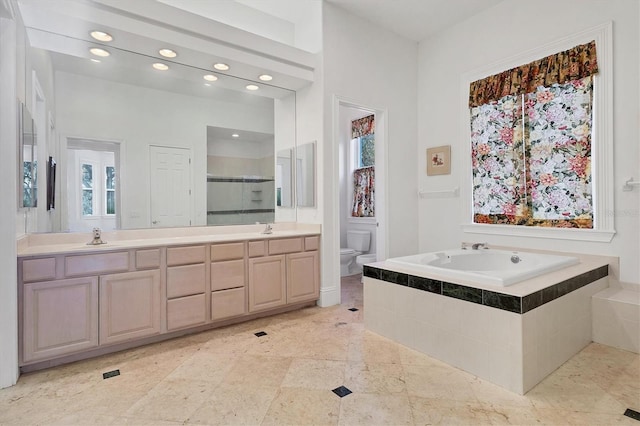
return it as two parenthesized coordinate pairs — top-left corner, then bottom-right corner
(386, 248), (580, 286)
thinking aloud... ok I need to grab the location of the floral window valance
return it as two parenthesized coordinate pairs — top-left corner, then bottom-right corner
(469, 40), (598, 107)
(351, 114), (375, 139)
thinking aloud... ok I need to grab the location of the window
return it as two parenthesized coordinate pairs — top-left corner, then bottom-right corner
(469, 41), (597, 229)
(350, 114), (375, 218)
(81, 163), (94, 216)
(105, 166), (116, 215)
(462, 24), (614, 242)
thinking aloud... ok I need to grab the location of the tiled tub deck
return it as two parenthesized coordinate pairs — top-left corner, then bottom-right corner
(363, 253), (610, 394)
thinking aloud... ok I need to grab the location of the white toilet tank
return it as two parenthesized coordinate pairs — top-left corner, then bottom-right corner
(347, 230), (371, 252)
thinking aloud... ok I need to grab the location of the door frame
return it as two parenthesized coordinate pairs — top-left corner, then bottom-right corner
(63, 137), (123, 231)
(328, 95), (388, 305)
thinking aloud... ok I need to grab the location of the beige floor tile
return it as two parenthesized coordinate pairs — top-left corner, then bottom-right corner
(281, 358), (347, 390)
(124, 378), (215, 423)
(404, 363), (478, 402)
(347, 331), (402, 364)
(221, 354), (292, 387)
(344, 361), (406, 394)
(166, 350), (237, 383)
(187, 383), (279, 425)
(409, 396), (492, 425)
(262, 387), (340, 426)
(339, 393), (413, 426)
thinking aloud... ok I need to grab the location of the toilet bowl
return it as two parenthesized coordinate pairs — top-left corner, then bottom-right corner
(356, 253), (377, 269)
(340, 248), (361, 276)
(340, 230), (371, 276)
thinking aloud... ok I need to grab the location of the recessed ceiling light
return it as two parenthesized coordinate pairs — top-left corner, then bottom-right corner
(213, 63), (230, 71)
(258, 74), (273, 81)
(203, 74), (218, 82)
(232, 134), (239, 138)
(152, 63), (169, 71)
(89, 47), (110, 57)
(90, 59), (101, 63)
(158, 48), (177, 58)
(246, 84), (259, 91)
(90, 31), (113, 42)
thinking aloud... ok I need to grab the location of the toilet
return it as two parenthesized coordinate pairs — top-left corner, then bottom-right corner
(356, 253), (377, 270)
(340, 230), (371, 276)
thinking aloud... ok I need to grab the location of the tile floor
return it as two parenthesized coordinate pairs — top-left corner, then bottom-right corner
(1, 274), (638, 425)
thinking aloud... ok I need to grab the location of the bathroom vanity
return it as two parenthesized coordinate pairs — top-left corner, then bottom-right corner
(17, 224), (320, 371)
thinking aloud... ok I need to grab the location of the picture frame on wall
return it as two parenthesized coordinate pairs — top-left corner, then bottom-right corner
(426, 145), (451, 176)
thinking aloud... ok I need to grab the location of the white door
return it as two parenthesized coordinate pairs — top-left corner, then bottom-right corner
(149, 146), (191, 228)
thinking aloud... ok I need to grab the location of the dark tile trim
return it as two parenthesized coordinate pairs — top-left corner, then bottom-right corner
(364, 264), (608, 315)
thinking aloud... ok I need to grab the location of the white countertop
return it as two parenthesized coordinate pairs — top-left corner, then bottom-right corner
(18, 223), (321, 257)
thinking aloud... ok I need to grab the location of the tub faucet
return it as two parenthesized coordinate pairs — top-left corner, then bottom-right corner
(87, 227), (106, 245)
(472, 242), (488, 250)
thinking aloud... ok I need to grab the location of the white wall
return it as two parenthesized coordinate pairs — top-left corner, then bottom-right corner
(418, 0), (640, 284)
(319, 3), (419, 305)
(55, 72), (275, 230)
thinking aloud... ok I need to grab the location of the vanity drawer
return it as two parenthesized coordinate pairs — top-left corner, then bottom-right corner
(211, 259), (245, 291)
(268, 238), (303, 255)
(248, 241), (266, 257)
(136, 249), (161, 269)
(167, 245), (205, 266)
(65, 252), (129, 277)
(304, 236), (320, 251)
(211, 287), (246, 320)
(167, 293), (206, 331)
(22, 257), (57, 283)
(167, 264), (206, 298)
(211, 242), (245, 261)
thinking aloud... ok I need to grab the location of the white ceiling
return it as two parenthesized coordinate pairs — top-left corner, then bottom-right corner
(325, 0), (505, 42)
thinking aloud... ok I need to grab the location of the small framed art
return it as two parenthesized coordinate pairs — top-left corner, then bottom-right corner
(426, 145), (451, 176)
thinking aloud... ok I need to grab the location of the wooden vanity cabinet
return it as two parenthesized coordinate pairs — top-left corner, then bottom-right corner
(19, 233), (319, 368)
(248, 236), (320, 312)
(166, 245), (207, 331)
(22, 276), (99, 363)
(211, 242), (247, 320)
(99, 270), (161, 345)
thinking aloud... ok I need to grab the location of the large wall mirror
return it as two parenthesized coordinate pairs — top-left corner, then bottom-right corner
(21, 26), (297, 233)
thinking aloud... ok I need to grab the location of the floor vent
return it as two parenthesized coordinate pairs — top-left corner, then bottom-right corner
(332, 386), (352, 398)
(624, 409), (640, 421)
(102, 369), (120, 379)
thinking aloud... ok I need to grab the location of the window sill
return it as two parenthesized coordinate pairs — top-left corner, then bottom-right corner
(462, 223), (615, 243)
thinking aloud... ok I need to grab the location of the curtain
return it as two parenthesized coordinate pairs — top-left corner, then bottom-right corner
(469, 41), (598, 108)
(351, 114), (375, 139)
(351, 166), (375, 217)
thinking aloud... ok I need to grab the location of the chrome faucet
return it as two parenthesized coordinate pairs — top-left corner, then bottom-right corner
(262, 223), (273, 234)
(472, 242), (488, 250)
(87, 227), (106, 245)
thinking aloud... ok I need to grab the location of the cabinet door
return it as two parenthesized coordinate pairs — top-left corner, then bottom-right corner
(248, 255), (286, 312)
(23, 277), (99, 364)
(287, 251), (319, 304)
(99, 270), (161, 345)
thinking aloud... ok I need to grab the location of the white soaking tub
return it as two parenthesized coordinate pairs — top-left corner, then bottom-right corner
(386, 248), (579, 286)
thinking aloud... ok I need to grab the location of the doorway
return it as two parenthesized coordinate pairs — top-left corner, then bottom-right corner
(332, 96), (387, 305)
(65, 138), (121, 232)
